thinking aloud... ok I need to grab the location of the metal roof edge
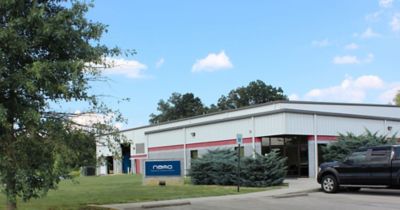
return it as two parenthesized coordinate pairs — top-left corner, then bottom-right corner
(118, 100), (399, 134)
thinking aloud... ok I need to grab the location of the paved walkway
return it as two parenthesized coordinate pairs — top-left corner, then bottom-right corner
(96, 178), (320, 210)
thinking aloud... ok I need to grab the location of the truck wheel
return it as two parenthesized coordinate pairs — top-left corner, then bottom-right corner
(321, 175), (338, 193)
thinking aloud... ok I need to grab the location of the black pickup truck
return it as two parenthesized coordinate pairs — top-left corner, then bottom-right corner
(317, 145), (400, 193)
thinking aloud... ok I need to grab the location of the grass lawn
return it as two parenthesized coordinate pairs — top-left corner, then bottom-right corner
(0, 175), (284, 210)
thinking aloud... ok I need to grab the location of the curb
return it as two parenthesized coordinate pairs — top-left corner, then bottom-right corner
(93, 184), (320, 210)
(141, 201), (191, 209)
(272, 193), (309, 198)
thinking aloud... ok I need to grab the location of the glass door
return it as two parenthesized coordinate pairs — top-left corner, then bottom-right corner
(262, 136), (308, 177)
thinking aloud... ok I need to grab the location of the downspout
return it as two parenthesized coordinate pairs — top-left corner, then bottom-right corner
(183, 127), (187, 176)
(252, 116), (256, 158)
(313, 114), (318, 179)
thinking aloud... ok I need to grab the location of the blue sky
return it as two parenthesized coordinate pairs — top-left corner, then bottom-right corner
(75, 0), (400, 128)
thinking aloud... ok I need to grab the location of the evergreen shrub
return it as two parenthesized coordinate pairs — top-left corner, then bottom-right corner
(323, 130), (397, 162)
(189, 149), (287, 187)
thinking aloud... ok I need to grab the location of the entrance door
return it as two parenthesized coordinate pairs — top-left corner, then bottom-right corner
(121, 144), (131, 174)
(262, 136), (308, 177)
(135, 159), (141, 174)
(285, 139), (299, 176)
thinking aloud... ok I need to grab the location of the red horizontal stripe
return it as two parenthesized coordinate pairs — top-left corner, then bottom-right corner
(148, 144), (184, 152)
(131, 154), (148, 158)
(186, 139), (236, 149)
(307, 135), (337, 141)
(149, 137), (262, 152)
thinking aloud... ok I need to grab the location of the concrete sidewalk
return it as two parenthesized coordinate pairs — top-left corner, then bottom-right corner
(96, 178), (320, 210)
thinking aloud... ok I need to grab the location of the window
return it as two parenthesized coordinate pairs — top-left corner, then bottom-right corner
(135, 143), (145, 154)
(190, 150), (198, 159)
(394, 147), (400, 160)
(347, 149), (368, 164)
(370, 148), (390, 162)
(234, 146), (245, 157)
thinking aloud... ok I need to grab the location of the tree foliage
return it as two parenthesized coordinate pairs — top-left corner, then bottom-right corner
(189, 149), (287, 187)
(395, 91), (400, 106)
(216, 80), (287, 110)
(149, 80), (288, 124)
(0, 1), (124, 209)
(149, 93), (206, 124)
(240, 151), (287, 187)
(323, 130), (397, 162)
(190, 149), (237, 185)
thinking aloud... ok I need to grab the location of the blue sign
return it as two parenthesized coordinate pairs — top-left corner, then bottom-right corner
(236, 133), (243, 145)
(145, 160), (181, 177)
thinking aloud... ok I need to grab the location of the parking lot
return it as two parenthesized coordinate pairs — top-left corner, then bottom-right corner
(154, 189), (400, 210)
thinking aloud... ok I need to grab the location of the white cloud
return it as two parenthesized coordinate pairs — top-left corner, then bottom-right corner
(312, 39), (331, 47)
(353, 75), (384, 89)
(155, 58), (165, 68)
(364, 53), (374, 63)
(365, 11), (382, 21)
(332, 53), (374, 65)
(355, 27), (381, 39)
(304, 75), (385, 103)
(344, 43), (359, 50)
(102, 58), (148, 78)
(288, 94), (300, 101)
(379, 0), (393, 8)
(192, 51), (233, 72)
(390, 14), (400, 32)
(71, 111), (124, 130)
(333, 55), (360, 64)
(379, 83), (400, 103)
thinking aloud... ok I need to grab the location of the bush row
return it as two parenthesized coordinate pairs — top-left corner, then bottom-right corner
(189, 149), (287, 187)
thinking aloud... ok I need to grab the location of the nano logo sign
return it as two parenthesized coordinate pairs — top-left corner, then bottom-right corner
(145, 160), (181, 177)
(152, 165), (173, 170)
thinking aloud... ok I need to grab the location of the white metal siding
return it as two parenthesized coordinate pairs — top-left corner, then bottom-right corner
(285, 113), (314, 135)
(254, 113), (285, 136)
(185, 118), (252, 143)
(316, 115), (386, 136)
(147, 129), (183, 147)
(386, 120), (400, 136)
(281, 103), (400, 119)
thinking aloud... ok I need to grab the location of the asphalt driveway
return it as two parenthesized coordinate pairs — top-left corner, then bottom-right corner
(155, 189), (400, 210)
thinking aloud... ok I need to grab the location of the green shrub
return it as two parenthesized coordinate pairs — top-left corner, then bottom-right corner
(190, 149), (237, 185)
(189, 149), (287, 187)
(240, 151), (287, 187)
(323, 130), (397, 162)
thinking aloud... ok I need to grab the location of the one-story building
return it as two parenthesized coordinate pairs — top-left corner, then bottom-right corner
(96, 101), (400, 178)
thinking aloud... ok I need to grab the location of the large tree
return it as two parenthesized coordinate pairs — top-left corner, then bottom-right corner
(0, 1), (124, 209)
(149, 93), (206, 124)
(216, 80), (287, 110)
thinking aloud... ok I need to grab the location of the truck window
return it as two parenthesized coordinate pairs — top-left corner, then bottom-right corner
(394, 147), (400, 160)
(347, 149), (368, 163)
(370, 148), (390, 162)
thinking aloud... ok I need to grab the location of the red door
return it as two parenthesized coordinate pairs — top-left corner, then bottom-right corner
(135, 159), (141, 174)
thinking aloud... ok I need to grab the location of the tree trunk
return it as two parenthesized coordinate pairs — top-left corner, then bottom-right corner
(6, 195), (17, 210)
(5, 169), (17, 210)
